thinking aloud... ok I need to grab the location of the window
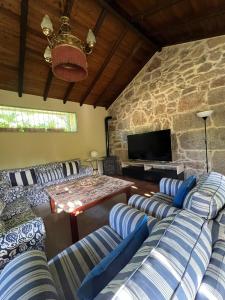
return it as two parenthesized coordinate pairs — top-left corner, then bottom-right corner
(0, 105), (77, 132)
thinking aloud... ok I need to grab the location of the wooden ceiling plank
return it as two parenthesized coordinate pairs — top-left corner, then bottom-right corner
(133, 0), (184, 20)
(18, 0), (29, 97)
(42, 0), (74, 101)
(97, 0), (159, 51)
(93, 40), (143, 108)
(150, 5), (225, 37)
(79, 27), (127, 106)
(63, 8), (107, 104)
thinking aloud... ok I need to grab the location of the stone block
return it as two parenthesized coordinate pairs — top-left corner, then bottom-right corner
(210, 76), (225, 88)
(132, 110), (147, 127)
(212, 151), (225, 175)
(147, 57), (161, 72)
(197, 63), (212, 73)
(207, 36), (225, 49)
(208, 128), (225, 150)
(179, 129), (205, 150)
(212, 105), (225, 126)
(178, 92), (205, 112)
(208, 87), (225, 105)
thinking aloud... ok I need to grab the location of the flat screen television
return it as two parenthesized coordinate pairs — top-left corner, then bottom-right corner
(127, 129), (172, 161)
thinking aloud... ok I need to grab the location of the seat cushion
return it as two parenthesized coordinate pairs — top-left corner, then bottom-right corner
(78, 216), (148, 300)
(0, 250), (59, 300)
(183, 172), (225, 219)
(4, 210), (36, 230)
(97, 210), (212, 300)
(173, 175), (196, 208)
(1, 197), (31, 221)
(48, 225), (122, 300)
(196, 239), (225, 300)
(0, 200), (6, 216)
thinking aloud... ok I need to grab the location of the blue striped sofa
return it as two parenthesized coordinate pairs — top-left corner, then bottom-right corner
(1, 172), (225, 300)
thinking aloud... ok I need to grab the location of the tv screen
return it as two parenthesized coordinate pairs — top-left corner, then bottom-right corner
(127, 129), (172, 161)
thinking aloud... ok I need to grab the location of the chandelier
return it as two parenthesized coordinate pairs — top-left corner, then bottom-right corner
(41, 15), (96, 82)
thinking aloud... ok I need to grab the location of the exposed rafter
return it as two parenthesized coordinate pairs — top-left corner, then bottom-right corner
(93, 41), (142, 108)
(42, 0), (74, 101)
(133, 0), (183, 20)
(63, 8), (107, 104)
(79, 27), (127, 106)
(97, 0), (159, 51)
(18, 0), (29, 97)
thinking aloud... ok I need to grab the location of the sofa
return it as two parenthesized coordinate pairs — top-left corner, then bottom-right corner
(0, 196), (45, 270)
(0, 171), (225, 300)
(0, 159), (93, 208)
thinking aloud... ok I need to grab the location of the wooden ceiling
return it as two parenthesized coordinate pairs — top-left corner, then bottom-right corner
(1, 0), (225, 108)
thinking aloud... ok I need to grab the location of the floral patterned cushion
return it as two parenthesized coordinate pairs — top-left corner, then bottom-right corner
(0, 217), (46, 270)
(1, 197), (31, 221)
(0, 221), (5, 234)
(4, 210), (35, 231)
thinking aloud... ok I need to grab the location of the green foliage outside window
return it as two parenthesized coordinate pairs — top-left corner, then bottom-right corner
(0, 105), (77, 132)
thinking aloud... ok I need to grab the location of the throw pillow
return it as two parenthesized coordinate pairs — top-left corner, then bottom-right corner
(77, 215), (149, 300)
(62, 160), (79, 177)
(9, 169), (37, 187)
(173, 175), (196, 208)
(37, 167), (64, 184)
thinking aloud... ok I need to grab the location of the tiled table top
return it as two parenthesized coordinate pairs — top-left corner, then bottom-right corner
(45, 175), (133, 214)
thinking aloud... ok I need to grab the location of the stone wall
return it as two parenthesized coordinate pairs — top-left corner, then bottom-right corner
(108, 35), (225, 177)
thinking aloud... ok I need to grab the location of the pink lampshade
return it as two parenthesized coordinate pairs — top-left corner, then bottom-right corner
(52, 44), (88, 82)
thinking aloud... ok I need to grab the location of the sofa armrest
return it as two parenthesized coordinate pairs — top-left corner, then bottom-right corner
(109, 203), (157, 239)
(128, 194), (179, 220)
(0, 217), (46, 270)
(0, 250), (59, 300)
(159, 177), (183, 196)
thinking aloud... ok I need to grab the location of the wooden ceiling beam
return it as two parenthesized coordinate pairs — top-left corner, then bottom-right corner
(42, 0), (74, 101)
(18, 0), (29, 97)
(63, 8), (107, 104)
(79, 27), (127, 106)
(97, 0), (159, 51)
(93, 41), (142, 108)
(133, 0), (183, 20)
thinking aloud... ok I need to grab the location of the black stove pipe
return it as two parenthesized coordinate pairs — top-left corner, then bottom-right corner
(105, 116), (112, 157)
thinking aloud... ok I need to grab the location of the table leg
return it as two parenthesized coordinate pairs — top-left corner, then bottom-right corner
(70, 214), (79, 244)
(50, 198), (56, 213)
(125, 187), (131, 204)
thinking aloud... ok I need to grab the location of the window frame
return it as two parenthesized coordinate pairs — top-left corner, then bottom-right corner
(0, 104), (78, 133)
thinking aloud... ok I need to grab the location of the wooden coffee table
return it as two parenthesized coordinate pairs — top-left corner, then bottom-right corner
(45, 175), (133, 243)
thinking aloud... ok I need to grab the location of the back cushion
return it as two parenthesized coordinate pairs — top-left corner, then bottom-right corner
(183, 172), (225, 219)
(62, 160), (79, 177)
(37, 167), (64, 184)
(0, 250), (59, 300)
(97, 210), (212, 300)
(9, 168), (37, 186)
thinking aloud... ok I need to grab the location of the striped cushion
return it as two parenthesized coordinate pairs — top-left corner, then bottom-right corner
(48, 225), (122, 300)
(97, 210), (212, 300)
(37, 167), (64, 184)
(159, 177), (183, 196)
(109, 203), (158, 239)
(196, 240), (225, 300)
(9, 168), (37, 187)
(183, 172), (225, 219)
(128, 194), (178, 220)
(62, 160), (79, 177)
(0, 250), (59, 300)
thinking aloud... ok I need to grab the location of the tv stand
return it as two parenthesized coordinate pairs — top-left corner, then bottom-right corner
(121, 161), (184, 183)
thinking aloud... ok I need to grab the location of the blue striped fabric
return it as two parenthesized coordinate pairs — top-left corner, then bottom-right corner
(215, 207), (225, 225)
(97, 210), (212, 300)
(37, 167), (64, 184)
(196, 239), (225, 300)
(128, 194), (179, 220)
(159, 177), (183, 196)
(183, 172), (225, 219)
(48, 225), (122, 300)
(109, 203), (158, 239)
(0, 250), (59, 300)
